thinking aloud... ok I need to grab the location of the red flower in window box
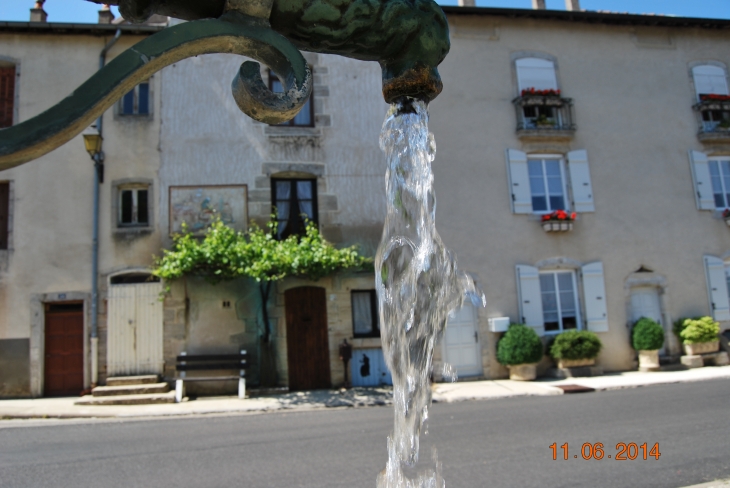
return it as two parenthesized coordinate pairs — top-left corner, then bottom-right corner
(700, 94), (730, 102)
(522, 88), (561, 97)
(541, 210), (577, 222)
(723, 208), (730, 219)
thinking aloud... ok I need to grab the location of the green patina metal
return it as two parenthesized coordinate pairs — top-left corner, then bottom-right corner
(0, 0), (450, 169)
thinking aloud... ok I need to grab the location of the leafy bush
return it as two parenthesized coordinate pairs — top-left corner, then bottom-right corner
(549, 330), (602, 360)
(679, 316), (719, 345)
(631, 318), (664, 351)
(497, 324), (543, 366)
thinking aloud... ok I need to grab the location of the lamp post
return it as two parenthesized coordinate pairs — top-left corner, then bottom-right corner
(83, 132), (103, 388)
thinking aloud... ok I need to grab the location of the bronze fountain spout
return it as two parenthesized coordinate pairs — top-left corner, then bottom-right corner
(0, 0), (450, 169)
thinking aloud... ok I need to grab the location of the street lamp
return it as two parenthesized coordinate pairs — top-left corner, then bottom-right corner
(82, 133), (103, 159)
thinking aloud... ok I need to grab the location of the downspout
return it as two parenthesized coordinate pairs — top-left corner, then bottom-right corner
(91, 28), (121, 387)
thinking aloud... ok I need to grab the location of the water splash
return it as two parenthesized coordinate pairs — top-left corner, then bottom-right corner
(375, 99), (485, 488)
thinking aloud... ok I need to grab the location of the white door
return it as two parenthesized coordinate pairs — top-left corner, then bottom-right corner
(443, 304), (482, 377)
(107, 282), (164, 376)
(630, 287), (664, 354)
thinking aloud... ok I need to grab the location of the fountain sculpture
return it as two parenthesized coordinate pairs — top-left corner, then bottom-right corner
(0, 1), (484, 486)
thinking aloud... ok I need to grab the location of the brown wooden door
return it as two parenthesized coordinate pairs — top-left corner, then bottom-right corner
(285, 287), (331, 390)
(44, 304), (84, 396)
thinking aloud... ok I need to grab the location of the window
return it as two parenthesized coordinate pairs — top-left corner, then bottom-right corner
(269, 70), (313, 127)
(118, 185), (149, 227)
(528, 156), (567, 213)
(0, 65), (15, 128)
(351, 290), (379, 338)
(540, 271), (580, 333)
(708, 158), (730, 209)
(120, 81), (150, 116)
(507, 150), (595, 215)
(516, 58), (560, 128)
(692, 65), (730, 132)
(271, 178), (317, 239)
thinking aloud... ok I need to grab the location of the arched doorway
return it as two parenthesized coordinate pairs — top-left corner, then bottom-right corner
(284, 286), (331, 390)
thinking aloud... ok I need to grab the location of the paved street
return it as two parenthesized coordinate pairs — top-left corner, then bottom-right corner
(1, 379), (728, 488)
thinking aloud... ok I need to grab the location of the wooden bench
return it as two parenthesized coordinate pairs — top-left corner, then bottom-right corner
(175, 350), (247, 403)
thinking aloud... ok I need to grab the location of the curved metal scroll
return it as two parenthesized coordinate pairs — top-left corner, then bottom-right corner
(0, 11), (312, 171)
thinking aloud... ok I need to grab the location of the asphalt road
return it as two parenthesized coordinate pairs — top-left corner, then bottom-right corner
(0, 379), (728, 488)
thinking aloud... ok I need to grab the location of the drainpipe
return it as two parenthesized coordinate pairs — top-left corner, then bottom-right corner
(91, 28), (121, 387)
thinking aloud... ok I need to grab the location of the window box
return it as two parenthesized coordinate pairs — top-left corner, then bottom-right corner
(541, 210), (576, 233)
(513, 94), (575, 140)
(693, 98), (730, 141)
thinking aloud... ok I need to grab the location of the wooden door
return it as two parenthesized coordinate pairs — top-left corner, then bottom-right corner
(443, 303), (483, 377)
(107, 282), (164, 376)
(44, 304), (84, 396)
(285, 287), (330, 390)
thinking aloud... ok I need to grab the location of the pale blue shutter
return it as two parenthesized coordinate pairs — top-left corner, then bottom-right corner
(567, 150), (595, 213)
(506, 149), (532, 214)
(516, 265), (544, 335)
(581, 262), (608, 332)
(689, 151), (715, 210)
(704, 255), (730, 322)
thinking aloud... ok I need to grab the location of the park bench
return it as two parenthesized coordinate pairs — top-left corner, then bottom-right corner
(175, 350), (247, 403)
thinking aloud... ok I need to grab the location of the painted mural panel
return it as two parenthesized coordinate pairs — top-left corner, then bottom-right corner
(169, 185), (248, 235)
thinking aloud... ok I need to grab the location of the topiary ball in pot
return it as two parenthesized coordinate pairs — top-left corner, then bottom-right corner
(632, 317), (664, 351)
(497, 324), (543, 381)
(550, 330), (602, 367)
(497, 324), (543, 366)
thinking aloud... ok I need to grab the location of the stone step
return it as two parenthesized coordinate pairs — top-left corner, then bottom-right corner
(75, 391), (176, 406)
(92, 382), (170, 397)
(106, 375), (160, 386)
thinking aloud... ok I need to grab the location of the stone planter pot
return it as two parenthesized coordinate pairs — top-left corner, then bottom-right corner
(508, 363), (537, 381)
(684, 341), (719, 356)
(557, 357), (595, 368)
(542, 220), (573, 233)
(638, 350), (660, 370)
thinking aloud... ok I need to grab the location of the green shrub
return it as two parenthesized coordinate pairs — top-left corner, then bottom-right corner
(631, 318), (664, 351)
(673, 317), (694, 339)
(550, 330), (602, 360)
(497, 324), (543, 366)
(679, 316), (719, 345)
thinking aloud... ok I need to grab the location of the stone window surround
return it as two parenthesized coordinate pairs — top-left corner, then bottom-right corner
(29, 292), (91, 397)
(533, 257), (587, 334)
(111, 178), (154, 235)
(623, 271), (676, 353)
(0, 56), (20, 127)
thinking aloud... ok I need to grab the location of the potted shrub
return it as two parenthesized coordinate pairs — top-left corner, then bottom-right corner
(550, 330), (602, 368)
(679, 316), (720, 355)
(496, 324), (543, 381)
(631, 317), (664, 371)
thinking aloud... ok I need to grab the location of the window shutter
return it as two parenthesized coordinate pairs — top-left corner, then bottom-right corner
(506, 149), (532, 214)
(0, 66), (15, 129)
(516, 58), (558, 92)
(516, 265), (544, 335)
(692, 65), (729, 98)
(581, 262), (608, 332)
(567, 150), (595, 213)
(0, 182), (8, 250)
(703, 255), (730, 322)
(689, 151), (715, 210)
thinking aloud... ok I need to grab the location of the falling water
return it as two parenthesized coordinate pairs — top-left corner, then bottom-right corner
(375, 99), (485, 488)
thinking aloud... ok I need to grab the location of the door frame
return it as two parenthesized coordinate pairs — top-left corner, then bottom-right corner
(29, 292), (90, 397)
(624, 271), (675, 354)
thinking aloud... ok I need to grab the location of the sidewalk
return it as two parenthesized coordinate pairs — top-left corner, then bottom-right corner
(0, 366), (728, 421)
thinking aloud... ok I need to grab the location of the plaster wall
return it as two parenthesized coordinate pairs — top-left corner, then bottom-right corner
(429, 14), (730, 374)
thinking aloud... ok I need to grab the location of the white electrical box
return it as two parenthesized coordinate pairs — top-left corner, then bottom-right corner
(488, 317), (511, 333)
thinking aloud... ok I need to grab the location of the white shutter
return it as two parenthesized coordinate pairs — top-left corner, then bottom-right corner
(506, 149), (532, 214)
(581, 262), (608, 332)
(567, 150), (595, 213)
(689, 150), (715, 210)
(516, 265), (544, 335)
(516, 58), (558, 92)
(692, 65), (729, 98)
(704, 255), (730, 322)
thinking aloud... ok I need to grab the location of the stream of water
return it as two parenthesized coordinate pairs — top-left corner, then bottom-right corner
(375, 99), (485, 488)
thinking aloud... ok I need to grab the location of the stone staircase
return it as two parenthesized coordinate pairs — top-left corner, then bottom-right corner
(75, 375), (176, 405)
